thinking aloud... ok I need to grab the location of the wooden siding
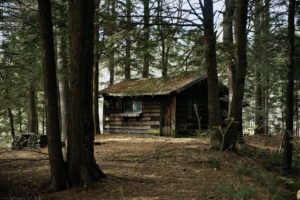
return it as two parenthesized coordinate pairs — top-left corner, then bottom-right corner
(103, 96), (161, 134)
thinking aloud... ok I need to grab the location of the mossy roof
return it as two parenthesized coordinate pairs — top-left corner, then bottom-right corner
(99, 76), (205, 97)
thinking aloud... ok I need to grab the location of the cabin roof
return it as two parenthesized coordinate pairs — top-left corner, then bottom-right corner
(99, 75), (206, 97)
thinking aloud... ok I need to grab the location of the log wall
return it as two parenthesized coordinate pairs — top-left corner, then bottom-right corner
(103, 96), (161, 134)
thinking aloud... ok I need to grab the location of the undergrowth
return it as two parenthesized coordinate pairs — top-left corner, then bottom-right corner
(209, 146), (299, 200)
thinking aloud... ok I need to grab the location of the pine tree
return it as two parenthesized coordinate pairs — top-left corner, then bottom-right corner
(67, 0), (106, 187)
(37, 0), (68, 191)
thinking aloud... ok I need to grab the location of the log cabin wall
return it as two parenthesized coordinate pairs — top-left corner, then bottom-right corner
(103, 96), (161, 134)
(176, 82), (209, 134)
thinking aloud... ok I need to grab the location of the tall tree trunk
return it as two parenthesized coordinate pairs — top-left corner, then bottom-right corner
(281, 80), (285, 134)
(161, 36), (166, 77)
(109, 52), (115, 86)
(254, 0), (264, 135)
(125, 0), (131, 80)
(203, 0), (223, 149)
(165, 45), (170, 77)
(263, 77), (269, 134)
(254, 68), (263, 134)
(223, 0), (235, 112)
(18, 107), (22, 132)
(284, 0), (295, 170)
(158, 0), (167, 78)
(227, 0), (248, 149)
(42, 102), (45, 135)
(142, 0), (150, 78)
(262, 0), (270, 135)
(93, 0), (101, 135)
(56, 0), (70, 143)
(28, 84), (38, 134)
(7, 108), (15, 139)
(296, 81), (299, 137)
(223, 0), (245, 144)
(37, 0), (68, 191)
(161, 39), (170, 78)
(68, 0), (106, 187)
(109, 0), (116, 86)
(261, 81), (266, 132)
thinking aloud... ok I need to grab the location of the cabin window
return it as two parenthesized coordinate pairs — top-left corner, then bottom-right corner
(124, 99), (142, 113)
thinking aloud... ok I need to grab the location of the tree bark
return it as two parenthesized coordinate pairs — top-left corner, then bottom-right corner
(109, 0), (116, 86)
(42, 103), (45, 135)
(284, 0), (295, 170)
(296, 81), (299, 137)
(281, 81), (285, 134)
(109, 52), (115, 86)
(227, 0), (248, 150)
(18, 107), (22, 133)
(158, 0), (168, 78)
(262, 0), (270, 135)
(142, 0), (150, 78)
(223, 0), (235, 112)
(125, 0), (131, 80)
(93, 0), (101, 135)
(56, 0), (70, 143)
(28, 84), (38, 134)
(203, 0), (223, 149)
(254, 67), (263, 134)
(37, 0), (68, 191)
(254, 0), (264, 135)
(68, 0), (106, 187)
(7, 108), (15, 139)
(164, 45), (170, 77)
(161, 35), (166, 77)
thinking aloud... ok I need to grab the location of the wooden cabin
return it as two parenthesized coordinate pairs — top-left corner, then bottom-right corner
(99, 76), (228, 136)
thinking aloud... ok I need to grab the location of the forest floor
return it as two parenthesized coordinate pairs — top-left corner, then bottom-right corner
(0, 134), (300, 200)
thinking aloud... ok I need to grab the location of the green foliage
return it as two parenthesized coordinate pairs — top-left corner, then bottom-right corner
(0, 0), (67, 140)
(0, 132), (13, 147)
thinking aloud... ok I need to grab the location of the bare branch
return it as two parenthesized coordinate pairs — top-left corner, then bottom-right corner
(187, 0), (204, 23)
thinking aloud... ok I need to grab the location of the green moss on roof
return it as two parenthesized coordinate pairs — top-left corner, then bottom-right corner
(99, 75), (204, 96)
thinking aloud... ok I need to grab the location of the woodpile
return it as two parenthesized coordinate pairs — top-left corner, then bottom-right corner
(11, 133), (47, 150)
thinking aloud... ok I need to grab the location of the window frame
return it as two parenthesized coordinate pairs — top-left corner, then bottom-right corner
(123, 98), (142, 113)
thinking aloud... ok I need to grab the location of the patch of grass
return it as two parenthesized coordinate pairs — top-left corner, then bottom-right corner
(235, 161), (255, 176)
(230, 147), (300, 199)
(234, 160), (271, 186)
(216, 182), (256, 200)
(147, 128), (177, 137)
(206, 155), (222, 169)
(253, 172), (269, 186)
(147, 129), (160, 136)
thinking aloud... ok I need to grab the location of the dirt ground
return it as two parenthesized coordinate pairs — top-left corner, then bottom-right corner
(0, 134), (299, 200)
